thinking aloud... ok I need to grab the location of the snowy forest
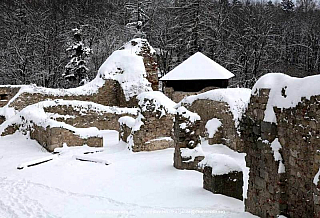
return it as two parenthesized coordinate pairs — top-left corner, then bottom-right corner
(1, 0), (320, 88)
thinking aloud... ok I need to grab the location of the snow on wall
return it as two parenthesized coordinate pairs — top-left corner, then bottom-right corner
(270, 138), (285, 174)
(252, 73), (320, 123)
(205, 118), (222, 138)
(175, 106), (201, 123)
(314, 168), (320, 186)
(97, 48), (152, 101)
(199, 154), (242, 175)
(178, 88), (251, 126)
(137, 91), (176, 115)
(0, 100), (137, 138)
(180, 145), (205, 162)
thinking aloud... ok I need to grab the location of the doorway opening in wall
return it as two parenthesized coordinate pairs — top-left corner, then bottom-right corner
(0, 94), (8, 101)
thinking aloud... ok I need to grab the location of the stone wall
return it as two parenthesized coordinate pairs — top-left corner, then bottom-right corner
(135, 40), (159, 91)
(44, 105), (136, 131)
(130, 112), (174, 152)
(8, 80), (129, 111)
(0, 123), (102, 152)
(0, 86), (20, 108)
(0, 116), (5, 125)
(30, 125), (102, 152)
(173, 109), (203, 171)
(203, 166), (243, 200)
(183, 99), (243, 152)
(241, 88), (320, 218)
(120, 107), (174, 152)
(164, 87), (216, 103)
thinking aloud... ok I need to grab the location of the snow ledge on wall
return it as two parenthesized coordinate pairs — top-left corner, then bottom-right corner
(252, 73), (320, 123)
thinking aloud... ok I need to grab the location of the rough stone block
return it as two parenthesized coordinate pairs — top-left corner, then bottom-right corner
(203, 166), (243, 200)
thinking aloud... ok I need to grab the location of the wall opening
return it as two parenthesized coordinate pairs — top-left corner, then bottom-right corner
(0, 94), (8, 101)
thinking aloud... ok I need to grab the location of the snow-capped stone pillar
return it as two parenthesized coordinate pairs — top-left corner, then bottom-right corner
(173, 106), (204, 170)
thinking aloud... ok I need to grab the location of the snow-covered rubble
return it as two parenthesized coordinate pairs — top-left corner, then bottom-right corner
(180, 145), (205, 162)
(252, 73), (320, 123)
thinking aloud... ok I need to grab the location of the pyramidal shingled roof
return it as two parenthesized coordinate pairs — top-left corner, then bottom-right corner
(160, 52), (234, 81)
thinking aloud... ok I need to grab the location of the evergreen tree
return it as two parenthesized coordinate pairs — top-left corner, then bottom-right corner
(63, 27), (91, 87)
(281, 0), (295, 11)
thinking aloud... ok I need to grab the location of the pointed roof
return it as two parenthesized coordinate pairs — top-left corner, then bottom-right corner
(160, 52), (234, 81)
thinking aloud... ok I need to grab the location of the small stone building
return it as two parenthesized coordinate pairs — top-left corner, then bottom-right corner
(160, 52), (234, 102)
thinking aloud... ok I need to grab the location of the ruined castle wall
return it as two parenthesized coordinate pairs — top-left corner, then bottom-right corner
(8, 80), (129, 111)
(0, 86), (20, 108)
(44, 105), (136, 131)
(241, 89), (320, 218)
(131, 111), (174, 152)
(136, 40), (159, 91)
(184, 99), (243, 152)
(173, 109), (203, 171)
(164, 87), (216, 103)
(30, 125), (103, 152)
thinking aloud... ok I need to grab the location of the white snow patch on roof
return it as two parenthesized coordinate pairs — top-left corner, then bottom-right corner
(252, 73), (320, 123)
(160, 52), (234, 81)
(199, 154), (242, 175)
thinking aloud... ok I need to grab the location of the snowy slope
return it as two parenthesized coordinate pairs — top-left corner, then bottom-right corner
(0, 132), (257, 218)
(160, 52), (234, 81)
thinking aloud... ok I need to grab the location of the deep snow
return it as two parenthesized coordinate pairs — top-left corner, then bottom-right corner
(0, 132), (257, 218)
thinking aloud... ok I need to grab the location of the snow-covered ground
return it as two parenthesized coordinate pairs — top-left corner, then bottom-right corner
(0, 131), (257, 218)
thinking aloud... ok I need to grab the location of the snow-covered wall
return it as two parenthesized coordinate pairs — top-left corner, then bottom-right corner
(241, 73), (320, 218)
(119, 91), (176, 152)
(0, 100), (138, 151)
(178, 88), (251, 152)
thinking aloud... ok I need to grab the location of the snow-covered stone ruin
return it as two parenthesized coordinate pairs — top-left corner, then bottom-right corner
(241, 73), (320, 217)
(0, 38), (319, 218)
